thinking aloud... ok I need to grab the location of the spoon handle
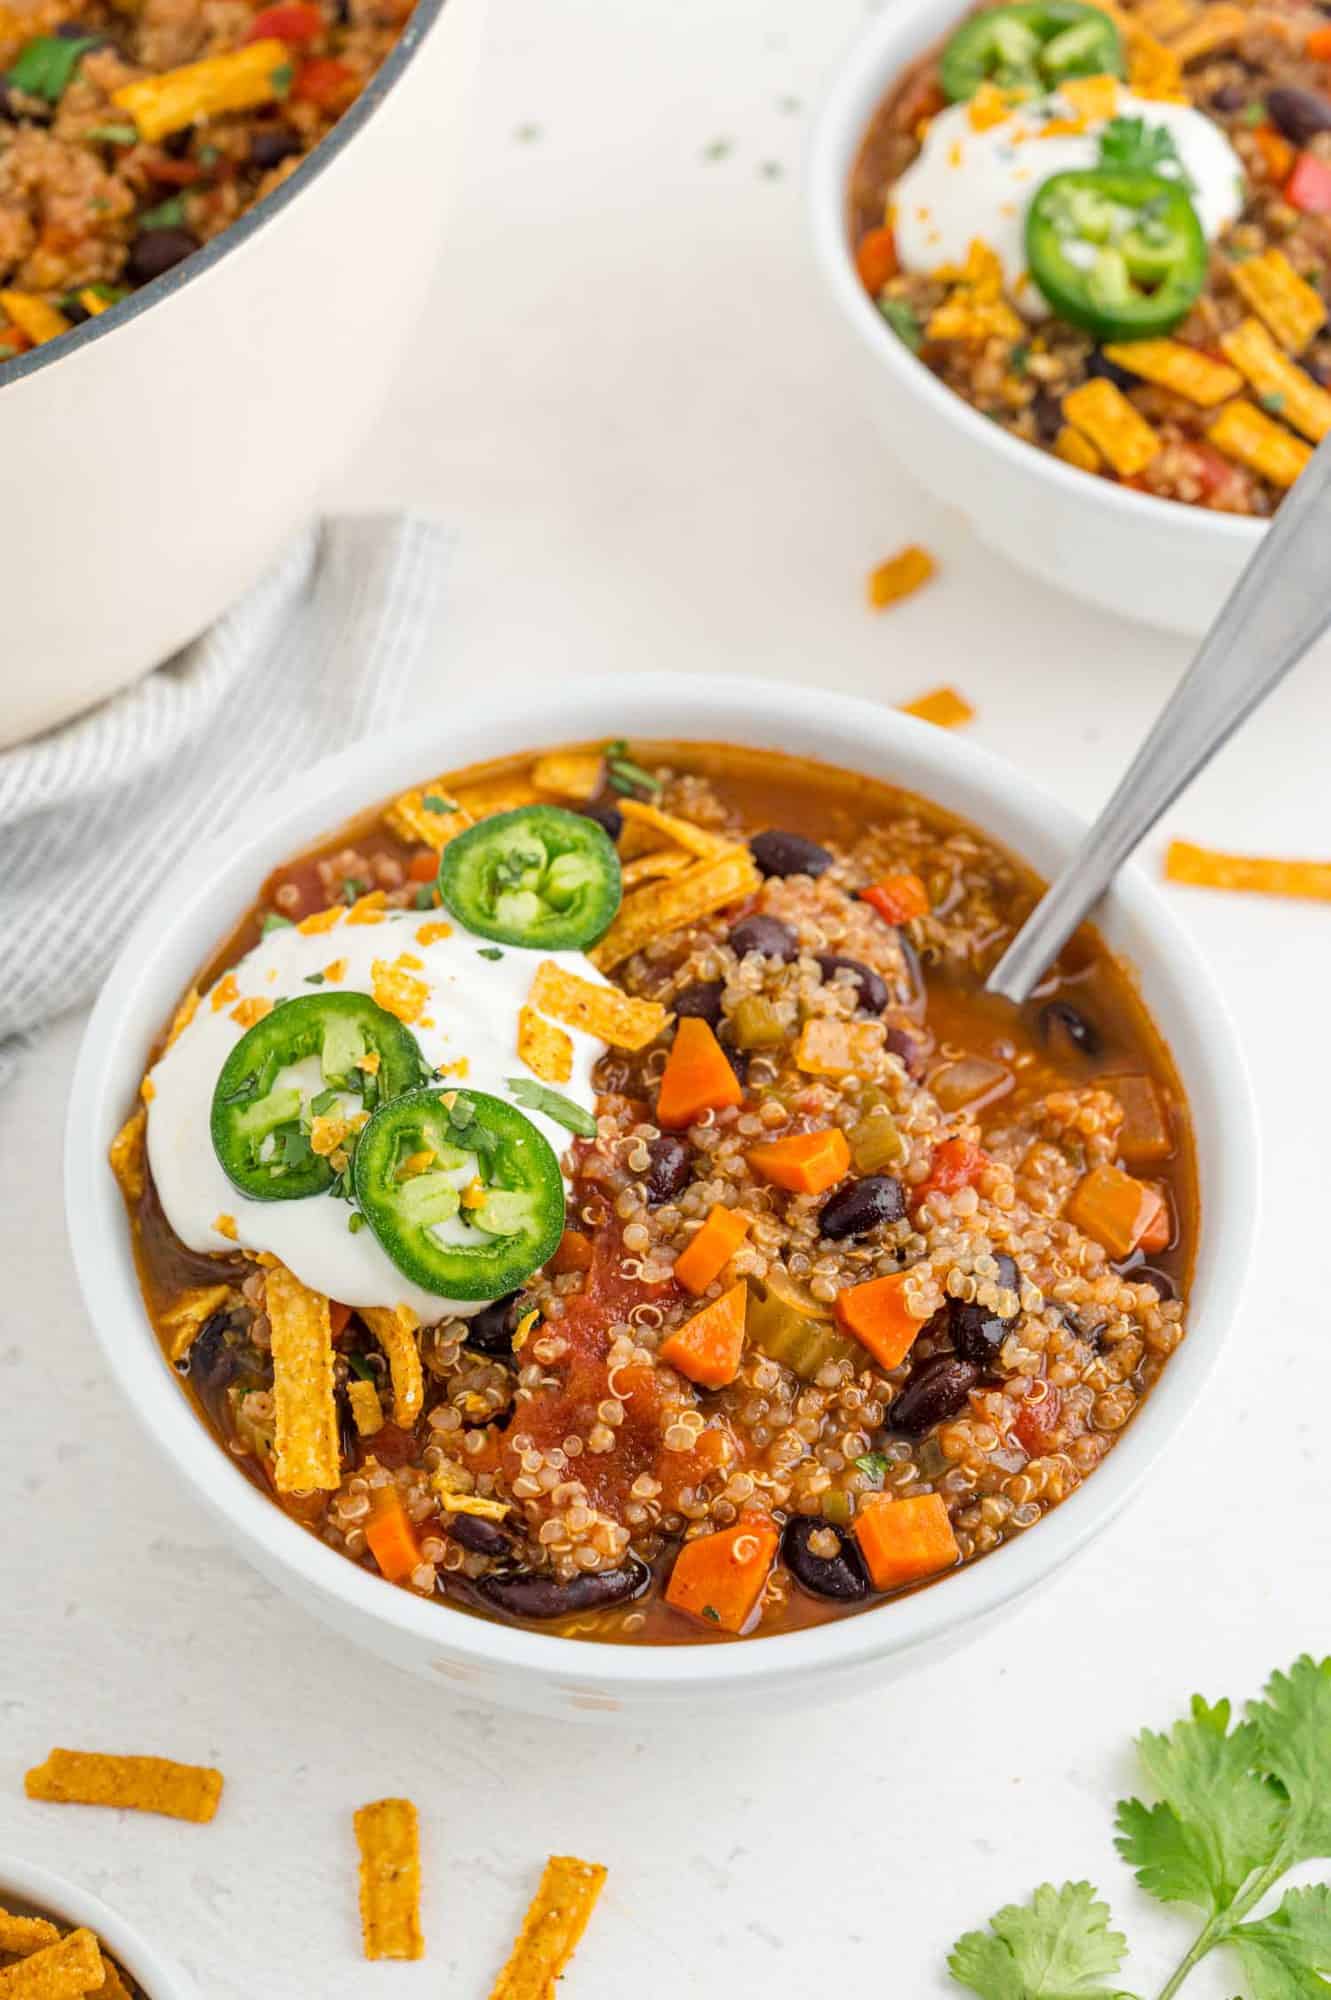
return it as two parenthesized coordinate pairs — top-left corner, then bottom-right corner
(986, 429), (1331, 1007)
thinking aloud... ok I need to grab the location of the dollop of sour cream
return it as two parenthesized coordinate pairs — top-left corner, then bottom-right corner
(892, 87), (1244, 315)
(145, 910), (610, 1323)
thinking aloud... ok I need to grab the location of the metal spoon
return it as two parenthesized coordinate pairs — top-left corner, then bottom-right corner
(986, 429), (1331, 1006)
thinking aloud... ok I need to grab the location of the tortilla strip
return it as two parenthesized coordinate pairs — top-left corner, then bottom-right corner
(355, 1798), (424, 1961)
(92, 1959), (131, 2000)
(529, 751), (603, 801)
(1219, 318), (1331, 443)
(1231, 248), (1327, 355)
(615, 798), (728, 860)
(0, 1914), (60, 1956)
(489, 1856), (607, 2000)
(361, 1305), (424, 1427)
(107, 1111), (146, 1203)
(899, 686), (974, 729)
(164, 986), (199, 1048)
(347, 1378), (384, 1437)
(159, 1284), (233, 1364)
(265, 1262), (340, 1493)
(620, 850), (693, 889)
(0, 1928), (103, 1997)
(517, 1005), (575, 1084)
(1206, 398), (1310, 488)
(452, 778), (541, 820)
(1061, 378), (1161, 477)
(591, 846), (761, 972)
(1100, 337), (1241, 407)
(25, 1749), (223, 1823)
(1166, 838), (1331, 900)
(383, 785), (473, 852)
(528, 961), (668, 1052)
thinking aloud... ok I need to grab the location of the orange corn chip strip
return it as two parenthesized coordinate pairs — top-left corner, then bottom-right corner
(620, 849), (693, 889)
(517, 1004), (574, 1084)
(347, 1378), (383, 1437)
(488, 1855), (607, 2000)
(1219, 318), (1331, 443)
(108, 1110), (146, 1203)
(361, 1304), (424, 1427)
(0, 1913), (60, 1956)
(1206, 399), (1310, 488)
(1101, 337), (1240, 406)
(1166, 839), (1331, 901)
(1230, 248), (1326, 355)
(0, 1928), (103, 1997)
(160, 1284), (233, 1363)
(24, 1749), (223, 1823)
(899, 685), (974, 729)
(1170, 2), (1244, 62)
(528, 960), (668, 1052)
(1054, 423), (1103, 473)
(355, 1797), (423, 1962)
(529, 751), (603, 801)
(615, 797), (728, 860)
(1062, 378), (1160, 476)
(591, 846), (761, 972)
(868, 546), (936, 610)
(383, 785), (472, 852)
(265, 1262), (340, 1493)
(94, 1957), (132, 2000)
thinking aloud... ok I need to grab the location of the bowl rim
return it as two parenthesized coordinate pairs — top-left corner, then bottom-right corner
(0, 0), (448, 398)
(65, 672), (1259, 1699)
(0, 1855), (200, 1995)
(805, 0), (1265, 550)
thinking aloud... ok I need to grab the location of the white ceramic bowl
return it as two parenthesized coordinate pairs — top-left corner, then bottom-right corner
(0, 1856), (200, 1998)
(0, 0), (486, 750)
(807, 0), (1263, 636)
(66, 674), (1257, 1720)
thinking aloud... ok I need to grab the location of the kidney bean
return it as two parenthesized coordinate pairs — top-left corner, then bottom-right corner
(578, 796), (624, 843)
(949, 1252), (1022, 1367)
(447, 1513), (513, 1557)
(127, 227), (200, 284)
(249, 123), (301, 169)
(1209, 82), (1249, 111)
(890, 1354), (979, 1435)
(673, 979), (724, 1026)
(1038, 999), (1101, 1058)
(475, 1558), (649, 1620)
(643, 1133), (692, 1204)
(885, 1024), (926, 1077)
(465, 1293), (524, 1358)
(749, 829), (833, 879)
(819, 1174), (905, 1240)
(1266, 85), (1331, 144)
(815, 953), (889, 1014)
(729, 913), (798, 962)
(782, 1517), (869, 1602)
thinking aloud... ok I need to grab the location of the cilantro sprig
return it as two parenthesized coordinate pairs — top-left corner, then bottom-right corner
(1097, 116), (1194, 192)
(604, 739), (663, 798)
(948, 1657), (1331, 2000)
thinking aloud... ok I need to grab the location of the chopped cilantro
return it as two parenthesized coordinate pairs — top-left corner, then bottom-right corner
(303, 972), (326, 985)
(7, 33), (101, 103)
(1243, 101), (1267, 127)
(604, 739), (663, 798)
(879, 297), (923, 353)
(84, 123), (138, 144)
(278, 1128), (313, 1168)
(270, 60), (293, 96)
(505, 1076), (597, 1137)
(138, 194), (187, 231)
(261, 912), (293, 935)
(1260, 390), (1287, 413)
(701, 1605), (721, 1623)
(309, 1088), (341, 1117)
(1098, 115), (1192, 190)
(1009, 342), (1030, 378)
(413, 886), (436, 910)
(854, 1452), (891, 1482)
(341, 877), (367, 904)
(701, 137), (733, 162)
(477, 946), (504, 961)
(198, 142), (220, 166)
(422, 793), (458, 814)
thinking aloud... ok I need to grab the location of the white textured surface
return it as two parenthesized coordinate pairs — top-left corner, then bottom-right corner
(5, 0), (1331, 1993)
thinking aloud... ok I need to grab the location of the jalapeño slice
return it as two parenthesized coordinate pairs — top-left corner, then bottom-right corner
(939, 0), (1124, 101)
(352, 1086), (566, 1299)
(437, 804), (621, 950)
(1026, 168), (1206, 339)
(210, 992), (427, 1201)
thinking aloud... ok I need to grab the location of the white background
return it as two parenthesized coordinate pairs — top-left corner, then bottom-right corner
(6, 0), (1331, 1993)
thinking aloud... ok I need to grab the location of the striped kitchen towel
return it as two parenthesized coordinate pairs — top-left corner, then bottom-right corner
(1, 513), (450, 1067)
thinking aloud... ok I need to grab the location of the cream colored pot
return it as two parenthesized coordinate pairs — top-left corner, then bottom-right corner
(0, 0), (482, 749)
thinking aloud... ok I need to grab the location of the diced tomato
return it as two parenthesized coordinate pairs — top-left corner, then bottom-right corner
(860, 873), (930, 926)
(855, 225), (898, 296)
(407, 849), (439, 883)
(329, 1300), (353, 1339)
(914, 1137), (988, 1206)
(146, 156), (202, 186)
(293, 55), (357, 106)
(1014, 1384), (1063, 1458)
(1185, 440), (1247, 506)
(1286, 151), (1331, 215)
(362, 1422), (418, 1470)
(1252, 124), (1294, 184)
(246, 2), (323, 43)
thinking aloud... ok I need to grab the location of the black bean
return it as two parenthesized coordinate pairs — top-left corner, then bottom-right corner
(781, 1516), (869, 1602)
(337, 1389), (358, 1464)
(249, 123), (300, 169)
(447, 1513), (512, 1557)
(475, 1558), (649, 1620)
(55, 19), (103, 37)
(1121, 1259), (1177, 1300)
(1306, 353), (1331, 389)
(674, 978), (724, 1026)
(890, 1354), (979, 1435)
(62, 299), (91, 327)
(815, 953), (889, 1014)
(1032, 386), (1065, 444)
(126, 227), (200, 284)
(723, 1043), (750, 1088)
(749, 829), (833, 879)
(819, 1174), (904, 1241)
(729, 913), (798, 962)
(179, 1312), (236, 1390)
(1087, 350), (1137, 393)
(949, 1252), (1022, 1368)
(1265, 84), (1331, 144)
(162, 121), (196, 159)
(1038, 998), (1101, 1058)
(1210, 82), (1249, 111)
(643, 1133), (692, 1205)
(465, 1292), (524, 1358)
(577, 796), (623, 843)
(886, 1024), (926, 1078)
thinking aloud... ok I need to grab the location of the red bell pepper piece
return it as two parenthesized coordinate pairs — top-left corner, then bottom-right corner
(293, 55), (357, 106)
(1286, 152), (1331, 215)
(859, 872), (930, 926)
(245, 2), (323, 42)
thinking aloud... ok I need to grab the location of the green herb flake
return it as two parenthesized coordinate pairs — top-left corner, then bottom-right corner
(1243, 101), (1268, 127)
(1098, 115), (1191, 188)
(604, 739), (664, 798)
(413, 886), (436, 910)
(310, 1088), (341, 1117)
(701, 137), (733, 162)
(347, 1211), (366, 1234)
(198, 142), (220, 166)
(1260, 390), (1286, 414)
(422, 793), (458, 814)
(84, 122), (138, 144)
(854, 1452), (891, 1482)
(303, 972), (326, 985)
(7, 33), (101, 103)
(138, 194), (187, 232)
(701, 1605), (721, 1623)
(1009, 342), (1030, 378)
(270, 60), (293, 96)
(505, 1076), (597, 1138)
(261, 912), (294, 935)
(278, 1128), (314, 1169)
(477, 946), (504, 961)
(879, 297), (923, 353)
(341, 877), (367, 904)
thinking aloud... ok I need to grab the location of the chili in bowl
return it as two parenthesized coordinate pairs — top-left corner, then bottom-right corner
(67, 676), (1256, 1717)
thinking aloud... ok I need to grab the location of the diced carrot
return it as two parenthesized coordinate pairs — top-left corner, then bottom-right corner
(1136, 1187), (1173, 1256)
(363, 1488), (421, 1584)
(658, 1281), (748, 1389)
(665, 1512), (780, 1632)
(407, 850), (439, 884)
(1310, 23), (1331, 57)
(914, 1137), (989, 1206)
(855, 224), (898, 295)
(1103, 1072), (1173, 1168)
(551, 1228), (595, 1275)
(1253, 123), (1295, 184)
(853, 1491), (959, 1592)
(834, 1269), (930, 1371)
(1065, 1163), (1167, 1259)
(673, 1205), (751, 1296)
(859, 873), (930, 925)
(746, 1127), (850, 1196)
(329, 1299), (353, 1339)
(657, 1016), (743, 1129)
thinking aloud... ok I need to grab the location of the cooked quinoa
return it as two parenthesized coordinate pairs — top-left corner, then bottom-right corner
(121, 744), (1195, 1643)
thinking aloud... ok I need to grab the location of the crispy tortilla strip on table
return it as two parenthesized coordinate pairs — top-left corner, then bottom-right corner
(489, 1856), (607, 2000)
(1061, 379), (1161, 477)
(1206, 398), (1311, 488)
(591, 846), (761, 972)
(899, 685), (973, 728)
(1054, 423), (1102, 472)
(160, 1284), (233, 1364)
(1166, 838), (1331, 900)
(112, 41), (289, 142)
(24, 1749), (223, 1823)
(1100, 338), (1241, 406)
(361, 1305), (424, 1427)
(382, 784), (473, 852)
(107, 1110), (146, 1203)
(517, 1005), (575, 1085)
(528, 960), (668, 1052)
(264, 1262), (340, 1493)
(869, 545), (936, 609)
(0, 1927), (103, 1998)
(615, 797), (729, 861)
(620, 849), (694, 889)
(529, 751), (603, 801)
(1219, 318), (1331, 443)
(1231, 248), (1327, 355)
(347, 1378), (384, 1437)
(0, 1914), (60, 1956)
(354, 1797), (424, 1962)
